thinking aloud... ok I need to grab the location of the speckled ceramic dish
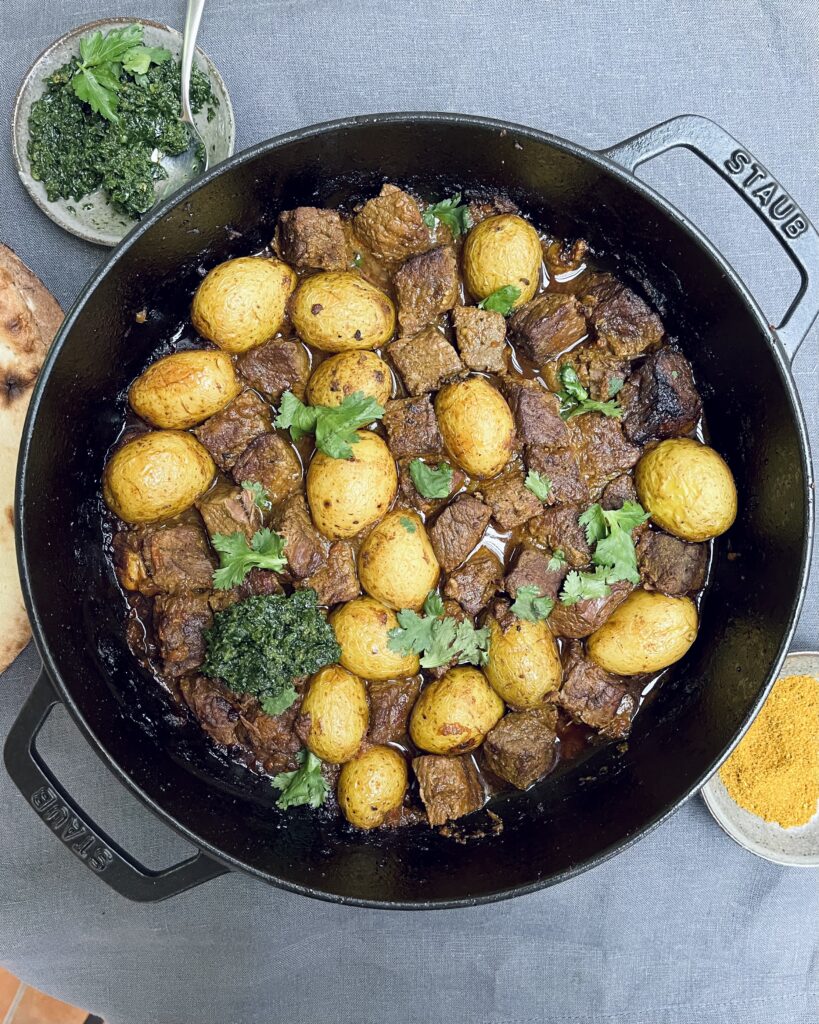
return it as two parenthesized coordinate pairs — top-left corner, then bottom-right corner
(702, 650), (819, 867)
(11, 18), (235, 246)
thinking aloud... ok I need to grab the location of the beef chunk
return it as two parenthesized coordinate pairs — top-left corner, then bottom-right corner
(196, 481), (262, 542)
(601, 473), (638, 511)
(548, 580), (632, 639)
(112, 530), (154, 594)
(567, 413), (641, 497)
(387, 326), (463, 395)
(275, 493), (328, 578)
(193, 390), (272, 471)
(509, 293), (587, 363)
(398, 457), (464, 516)
(443, 547), (503, 616)
(142, 524), (215, 592)
(153, 591), (212, 676)
(235, 338), (310, 402)
(504, 546), (567, 602)
(231, 433), (302, 505)
(383, 395), (444, 458)
(413, 754), (484, 826)
(467, 195), (519, 225)
(525, 445), (589, 505)
(354, 184), (430, 262)
(240, 567), (284, 597)
(524, 504), (591, 567)
(501, 376), (569, 447)
(483, 708), (558, 789)
(580, 276), (664, 358)
(273, 207), (348, 271)
(238, 698), (303, 774)
(637, 530), (708, 596)
(429, 493), (492, 571)
(451, 305), (507, 372)
(480, 470), (544, 530)
(368, 677), (423, 744)
(299, 541), (360, 606)
(543, 340), (630, 402)
(395, 246), (459, 334)
(620, 347), (702, 444)
(557, 642), (636, 738)
(543, 237), (589, 276)
(180, 676), (248, 747)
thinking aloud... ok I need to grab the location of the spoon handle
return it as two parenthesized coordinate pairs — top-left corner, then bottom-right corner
(180, 0), (207, 124)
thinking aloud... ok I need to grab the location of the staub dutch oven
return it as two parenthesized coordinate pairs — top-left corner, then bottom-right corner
(4, 114), (816, 907)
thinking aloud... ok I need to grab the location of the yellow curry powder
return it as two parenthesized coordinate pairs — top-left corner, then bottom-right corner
(719, 674), (819, 828)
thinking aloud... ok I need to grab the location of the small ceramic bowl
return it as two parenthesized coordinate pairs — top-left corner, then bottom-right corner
(701, 650), (819, 867)
(11, 18), (235, 246)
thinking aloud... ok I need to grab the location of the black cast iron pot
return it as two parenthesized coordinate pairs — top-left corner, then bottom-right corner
(4, 114), (816, 907)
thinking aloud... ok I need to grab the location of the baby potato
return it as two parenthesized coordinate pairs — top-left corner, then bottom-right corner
(587, 589), (699, 676)
(357, 511), (440, 611)
(103, 430), (215, 523)
(338, 745), (408, 829)
(191, 256), (296, 353)
(300, 665), (369, 764)
(331, 596), (420, 680)
(410, 667), (504, 755)
(462, 214), (542, 307)
(307, 430), (397, 539)
(636, 437), (737, 542)
(290, 271), (396, 352)
(306, 350), (393, 407)
(128, 350), (240, 429)
(483, 617), (562, 708)
(435, 377), (515, 478)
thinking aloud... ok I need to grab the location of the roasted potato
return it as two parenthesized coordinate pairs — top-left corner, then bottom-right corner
(330, 596), (420, 679)
(435, 377), (515, 478)
(306, 350), (393, 407)
(587, 589), (698, 675)
(290, 271), (396, 352)
(128, 350), (241, 429)
(338, 745), (408, 829)
(410, 667), (504, 755)
(300, 664), (369, 763)
(357, 511), (439, 611)
(306, 430), (397, 539)
(462, 214), (542, 307)
(635, 438), (737, 542)
(103, 431), (215, 524)
(191, 257), (296, 353)
(484, 616), (562, 708)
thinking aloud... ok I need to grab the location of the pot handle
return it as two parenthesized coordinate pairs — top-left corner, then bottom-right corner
(3, 670), (229, 902)
(601, 114), (819, 361)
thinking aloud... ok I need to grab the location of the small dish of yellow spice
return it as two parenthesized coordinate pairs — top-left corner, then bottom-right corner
(702, 651), (819, 866)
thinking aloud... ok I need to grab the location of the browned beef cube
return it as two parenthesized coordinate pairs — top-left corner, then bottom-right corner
(451, 305), (507, 372)
(238, 696), (303, 775)
(275, 493), (328, 578)
(196, 481), (262, 542)
(600, 473), (638, 510)
(524, 446), (589, 505)
(504, 546), (567, 602)
(387, 326), (463, 395)
(557, 642), (637, 738)
(208, 567), (284, 614)
(480, 470), (544, 530)
(395, 245), (459, 335)
(180, 675), (249, 747)
(231, 433), (302, 506)
(300, 541), (360, 606)
(398, 457), (464, 516)
(543, 339), (630, 402)
(543, 237), (589, 276)
(501, 376), (569, 447)
(509, 293), (587, 364)
(466, 195), (519, 225)
(273, 207), (348, 271)
(483, 708), (558, 789)
(443, 547), (503, 616)
(368, 677), (423, 744)
(153, 591), (212, 676)
(383, 395), (444, 458)
(112, 529), (155, 595)
(620, 347), (702, 444)
(354, 184), (430, 262)
(580, 276), (664, 358)
(548, 580), (632, 639)
(235, 339), (310, 402)
(524, 504), (591, 567)
(193, 390), (272, 471)
(637, 530), (708, 596)
(142, 524), (215, 592)
(567, 414), (641, 497)
(429, 494), (492, 571)
(413, 754), (485, 826)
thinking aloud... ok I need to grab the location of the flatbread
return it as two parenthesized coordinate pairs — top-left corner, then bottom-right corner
(0, 244), (62, 673)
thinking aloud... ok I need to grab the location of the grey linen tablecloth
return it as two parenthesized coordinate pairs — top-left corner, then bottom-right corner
(1, 2), (818, 1022)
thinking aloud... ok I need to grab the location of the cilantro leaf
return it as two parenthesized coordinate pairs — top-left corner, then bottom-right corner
(212, 528), (288, 589)
(593, 527), (641, 585)
(478, 285), (521, 316)
(560, 566), (614, 605)
(608, 376), (625, 397)
(524, 470), (552, 502)
(241, 480), (272, 512)
(510, 585), (554, 622)
(122, 44), (172, 75)
(547, 549), (567, 571)
(387, 591), (490, 668)
(275, 390), (319, 441)
(424, 591), (445, 618)
(276, 391), (384, 458)
(561, 501), (649, 603)
(79, 25), (144, 67)
(410, 459), (454, 499)
(453, 620), (491, 667)
(271, 749), (330, 810)
(422, 194), (473, 238)
(579, 503), (608, 546)
(261, 684), (299, 717)
(71, 25), (151, 124)
(72, 67), (119, 122)
(557, 365), (623, 420)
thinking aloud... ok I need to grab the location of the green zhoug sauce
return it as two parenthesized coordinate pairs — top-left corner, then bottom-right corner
(27, 58), (216, 220)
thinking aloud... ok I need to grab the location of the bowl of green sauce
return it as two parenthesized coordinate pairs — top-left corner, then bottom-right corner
(12, 18), (235, 246)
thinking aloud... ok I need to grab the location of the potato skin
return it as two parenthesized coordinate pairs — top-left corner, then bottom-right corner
(435, 377), (515, 478)
(191, 257), (296, 353)
(128, 350), (241, 429)
(462, 214), (542, 307)
(587, 589), (698, 675)
(306, 350), (393, 407)
(300, 665), (369, 763)
(306, 430), (397, 539)
(636, 438), (737, 542)
(410, 667), (504, 755)
(484, 617), (562, 708)
(357, 511), (440, 611)
(290, 271), (396, 352)
(338, 745), (408, 829)
(103, 430), (215, 523)
(330, 596), (420, 680)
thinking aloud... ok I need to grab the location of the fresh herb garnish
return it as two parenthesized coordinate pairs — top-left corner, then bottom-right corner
(560, 566), (614, 606)
(241, 480), (272, 512)
(211, 528), (287, 590)
(271, 749), (329, 810)
(409, 459), (454, 499)
(400, 516), (417, 533)
(607, 376), (625, 397)
(422, 193), (473, 238)
(387, 591), (490, 669)
(477, 285), (521, 316)
(275, 390), (384, 459)
(557, 365), (623, 420)
(547, 549), (567, 571)
(524, 470), (552, 502)
(510, 585), (555, 622)
(558, 501), (650, 605)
